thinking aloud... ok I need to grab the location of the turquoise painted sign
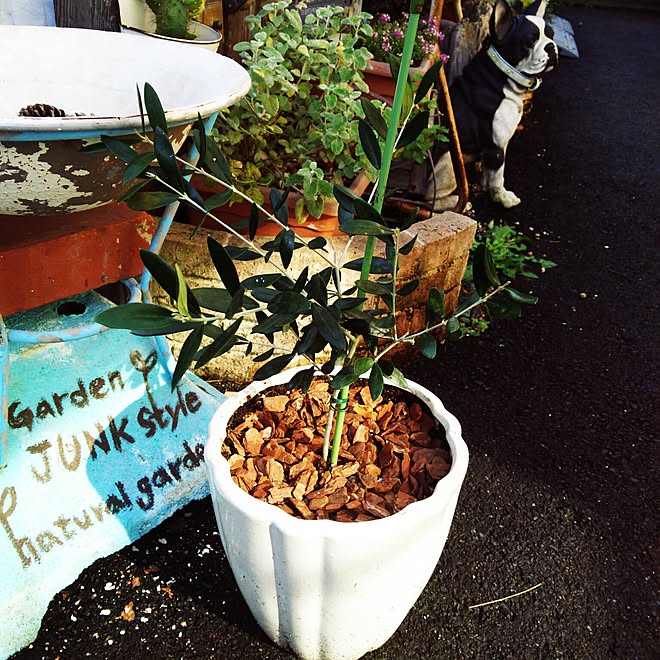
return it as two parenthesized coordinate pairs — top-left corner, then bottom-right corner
(0, 292), (224, 657)
(0, 313), (7, 470)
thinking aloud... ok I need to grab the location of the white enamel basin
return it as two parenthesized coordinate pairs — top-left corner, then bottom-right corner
(0, 25), (250, 215)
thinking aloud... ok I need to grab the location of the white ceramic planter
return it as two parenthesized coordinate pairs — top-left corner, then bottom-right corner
(205, 367), (468, 660)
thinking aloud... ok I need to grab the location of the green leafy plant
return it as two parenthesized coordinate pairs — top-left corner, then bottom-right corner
(375, 90), (449, 165)
(96, 9), (533, 467)
(471, 221), (557, 280)
(210, 1), (444, 224)
(212, 0), (375, 223)
(459, 220), (556, 335)
(145, 0), (205, 39)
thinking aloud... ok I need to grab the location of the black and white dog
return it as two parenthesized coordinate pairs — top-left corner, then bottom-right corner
(446, 0), (558, 207)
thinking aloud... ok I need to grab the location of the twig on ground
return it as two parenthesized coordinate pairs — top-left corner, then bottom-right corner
(468, 582), (544, 609)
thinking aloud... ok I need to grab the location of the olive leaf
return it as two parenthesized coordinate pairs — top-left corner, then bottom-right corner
(360, 98), (388, 139)
(207, 235), (240, 296)
(95, 303), (174, 331)
(170, 325), (204, 390)
(358, 118), (382, 170)
(144, 82), (167, 133)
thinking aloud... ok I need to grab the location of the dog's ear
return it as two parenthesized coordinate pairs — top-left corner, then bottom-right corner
(490, 0), (514, 43)
(523, 0), (548, 16)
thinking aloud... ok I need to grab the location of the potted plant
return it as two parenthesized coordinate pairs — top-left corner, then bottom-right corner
(96, 8), (536, 654)
(192, 1), (447, 231)
(359, 10), (449, 103)
(119, 0), (221, 50)
(205, 0), (376, 225)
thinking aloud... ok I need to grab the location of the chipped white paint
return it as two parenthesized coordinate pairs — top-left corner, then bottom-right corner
(0, 142), (96, 215)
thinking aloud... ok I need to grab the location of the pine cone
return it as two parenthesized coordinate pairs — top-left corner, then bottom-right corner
(19, 103), (67, 117)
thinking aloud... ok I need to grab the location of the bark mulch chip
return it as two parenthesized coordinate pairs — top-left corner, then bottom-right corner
(222, 378), (452, 521)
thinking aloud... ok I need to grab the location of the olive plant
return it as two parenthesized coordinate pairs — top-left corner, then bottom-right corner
(97, 2), (535, 465)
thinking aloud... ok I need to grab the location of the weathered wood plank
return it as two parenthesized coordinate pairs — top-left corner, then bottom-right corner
(0, 205), (155, 316)
(54, 0), (121, 31)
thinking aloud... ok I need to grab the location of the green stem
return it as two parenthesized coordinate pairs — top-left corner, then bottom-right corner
(326, 335), (361, 465)
(357, 6), (422, 293)
(327, 4), (422, 467)
(373, 281), (513, 363)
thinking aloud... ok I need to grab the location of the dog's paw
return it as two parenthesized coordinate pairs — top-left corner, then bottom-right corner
(490, 188), (521, 208)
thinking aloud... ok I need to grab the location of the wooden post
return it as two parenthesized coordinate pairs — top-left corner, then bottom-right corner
(54, 0), (121, 31)
(222, 0), (258, 59)
(200, 0), (224, 30)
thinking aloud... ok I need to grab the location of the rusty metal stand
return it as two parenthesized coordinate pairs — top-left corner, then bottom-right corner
(438, 65), (469, 213)
(431, 0), (469, 214)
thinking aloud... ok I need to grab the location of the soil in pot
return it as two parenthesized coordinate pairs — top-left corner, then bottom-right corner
(222, 377), (452, 522)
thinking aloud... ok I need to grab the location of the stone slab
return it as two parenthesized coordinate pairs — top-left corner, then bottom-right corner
(156, 212), (476, 387)
(0, 290), (224, 658)
(547, 15), (579, 59)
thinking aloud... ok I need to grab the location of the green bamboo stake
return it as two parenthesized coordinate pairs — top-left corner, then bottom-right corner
(328, 1), (424, 467)
(373, 2), (424, 213)
(358, 0), (423, 283)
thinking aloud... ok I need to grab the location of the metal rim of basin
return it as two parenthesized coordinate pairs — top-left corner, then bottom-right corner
(0, 25), (250, 139)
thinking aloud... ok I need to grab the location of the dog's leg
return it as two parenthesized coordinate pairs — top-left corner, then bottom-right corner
(482, 98), (523, 207)
(482, 146), (521, 208)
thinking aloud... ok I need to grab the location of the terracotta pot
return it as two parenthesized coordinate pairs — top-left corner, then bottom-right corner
(362, 47), (440, 105)
(187, 173), (370, 237)
(204, 366), (469, 660)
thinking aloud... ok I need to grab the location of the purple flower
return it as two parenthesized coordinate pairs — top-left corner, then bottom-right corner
(364, 11), (447, 65)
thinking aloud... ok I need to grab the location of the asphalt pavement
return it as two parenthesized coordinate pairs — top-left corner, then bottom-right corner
(11, 5), (659, 659)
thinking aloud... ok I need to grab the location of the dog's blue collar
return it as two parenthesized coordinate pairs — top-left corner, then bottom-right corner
(486, 45), (542, 91)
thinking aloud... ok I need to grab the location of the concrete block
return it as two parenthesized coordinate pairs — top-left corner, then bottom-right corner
(156, 212), (476, 387)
